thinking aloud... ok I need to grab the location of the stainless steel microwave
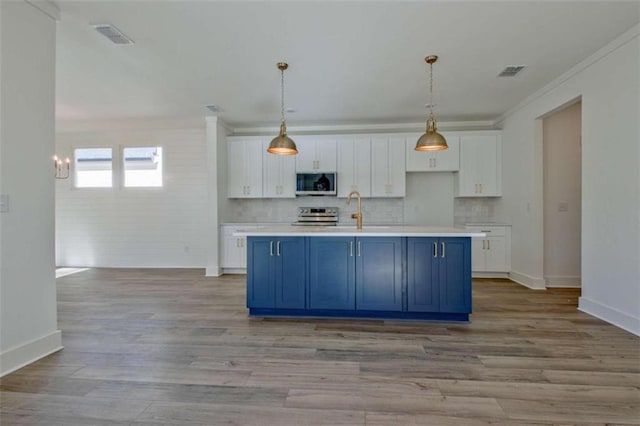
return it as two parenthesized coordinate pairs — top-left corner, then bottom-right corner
(295, 172), (337, 196)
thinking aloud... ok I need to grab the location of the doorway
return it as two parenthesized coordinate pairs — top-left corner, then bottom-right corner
(542, 101), (582, 288)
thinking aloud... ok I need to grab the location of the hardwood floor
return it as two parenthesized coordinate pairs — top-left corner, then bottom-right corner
(1, 268), (638, 425)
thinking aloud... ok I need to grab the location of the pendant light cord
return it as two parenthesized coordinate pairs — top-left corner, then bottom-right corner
(280, 68), (285, 125)
(429, 61), (434, 121)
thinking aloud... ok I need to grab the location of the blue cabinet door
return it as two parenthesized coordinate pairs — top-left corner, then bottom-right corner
(356, 237), (403, 311)
(407, 237), (440, 312)
(439, 237), (471, 313)
(274, 237), (306, 309)
(308, 237), (355, 310)
(247, 237), (276, 308)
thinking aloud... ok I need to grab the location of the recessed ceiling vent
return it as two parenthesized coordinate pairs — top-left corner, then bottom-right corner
(498, 65), (526, 77)
(91, 24), (134, 45)
(205, 105), (220, 113)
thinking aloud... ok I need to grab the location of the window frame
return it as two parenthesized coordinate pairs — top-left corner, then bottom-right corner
(72, 146), (116, 189)
(121, 144), (165, 190)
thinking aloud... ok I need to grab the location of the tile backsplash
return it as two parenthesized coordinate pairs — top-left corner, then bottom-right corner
(225, 196), (498, 226)
(227, 197), (405, 224)
(453, 198), (498, 226)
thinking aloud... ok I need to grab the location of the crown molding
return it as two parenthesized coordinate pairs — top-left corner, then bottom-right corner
(25, 0), (60, 21)
(231, 120), (497, 136)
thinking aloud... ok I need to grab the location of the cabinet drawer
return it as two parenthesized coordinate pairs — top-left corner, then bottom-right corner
(465, 226), (507, 237)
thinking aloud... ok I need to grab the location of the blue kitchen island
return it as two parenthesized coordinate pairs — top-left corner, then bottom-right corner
(235, 226), (484, 322)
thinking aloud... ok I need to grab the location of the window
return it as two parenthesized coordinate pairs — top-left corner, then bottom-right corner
(75, 148), (113, 187)
(123, 147), (163, 187)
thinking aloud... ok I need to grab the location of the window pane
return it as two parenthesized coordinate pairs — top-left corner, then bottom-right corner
(124, 147), (163, 187)
(75, 148), (112, 188)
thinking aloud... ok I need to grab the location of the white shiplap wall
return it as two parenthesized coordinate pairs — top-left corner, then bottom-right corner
(55, 127), (207, 268)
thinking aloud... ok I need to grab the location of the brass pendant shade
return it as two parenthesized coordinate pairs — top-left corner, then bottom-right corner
(416, 117), (447, 152)
(415, 55), (447, 152)
(268, 123), (298, 155)
(267, 62), (298, 155)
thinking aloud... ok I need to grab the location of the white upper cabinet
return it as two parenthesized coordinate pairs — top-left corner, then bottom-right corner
(227, 137), (263, 198)
(455, 133), (502, 197)
(371, 136), (406, 197)
(405, 132), (460, 172)
(263, 141), (296, 198)
(295, 136), (337, 172)
(337, 136), (371, 198)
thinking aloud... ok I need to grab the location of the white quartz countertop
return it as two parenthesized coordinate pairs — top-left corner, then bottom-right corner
(234, 225), (485, 238)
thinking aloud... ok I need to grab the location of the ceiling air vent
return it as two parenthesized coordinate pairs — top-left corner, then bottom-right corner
(206, 105), (220, 113)
(498, 65), (526, 77)
(91, 24), (134, 45)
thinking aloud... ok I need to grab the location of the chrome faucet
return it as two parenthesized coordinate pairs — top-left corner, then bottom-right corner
(346, 190), (363, 230)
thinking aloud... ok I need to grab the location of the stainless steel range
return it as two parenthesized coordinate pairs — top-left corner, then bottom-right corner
(294, 207), (339, 226)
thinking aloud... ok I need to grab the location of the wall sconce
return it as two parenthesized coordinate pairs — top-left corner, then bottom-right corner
(53, 155), (70, 179)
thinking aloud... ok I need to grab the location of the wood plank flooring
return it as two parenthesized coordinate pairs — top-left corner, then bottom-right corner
(1, 268), (638, 425)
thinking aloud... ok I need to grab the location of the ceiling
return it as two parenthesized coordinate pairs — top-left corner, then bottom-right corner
(55, 1), (639, 128)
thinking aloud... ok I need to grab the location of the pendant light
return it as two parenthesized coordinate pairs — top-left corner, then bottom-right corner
(267, 62), (298, 155)
(415, 55), (448, 151)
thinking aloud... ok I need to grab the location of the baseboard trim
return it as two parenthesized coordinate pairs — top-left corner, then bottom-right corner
(509, 270), (546, 290)
(221, 268), (247, 275)
(205, 266), (222, 277)
(472, 272), (510, 279)
(0, 330), (63, 377)
(545, 275), (581, 288)
(578, 297), (640, 337)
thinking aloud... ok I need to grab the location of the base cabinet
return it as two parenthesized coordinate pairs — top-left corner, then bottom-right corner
(407, 237), (471, 313)
(308, 237), (402, 311)
(248, 236), (471, 321)
(308, 237), (355, 310)
(356, 237), (403, 311)
(465, 225), (511, 275)
(221, 225), (260, 270)
(247, 237), (306, 309)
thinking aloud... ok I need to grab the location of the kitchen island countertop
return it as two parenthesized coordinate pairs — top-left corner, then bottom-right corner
(234, 225), (485, 238)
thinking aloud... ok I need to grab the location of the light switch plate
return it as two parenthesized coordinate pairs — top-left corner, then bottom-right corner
(0, 194), (9, 213)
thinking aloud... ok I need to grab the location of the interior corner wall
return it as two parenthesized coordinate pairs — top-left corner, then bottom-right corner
(496, 27), (639, 334)
(0, 0), (62, 376)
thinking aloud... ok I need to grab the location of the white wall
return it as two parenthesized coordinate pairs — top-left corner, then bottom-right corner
(0, 0), (62, 376)
(55, 123), (208, 268)
(543, 101), (582, 287)
(496, 26), (639, 334)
